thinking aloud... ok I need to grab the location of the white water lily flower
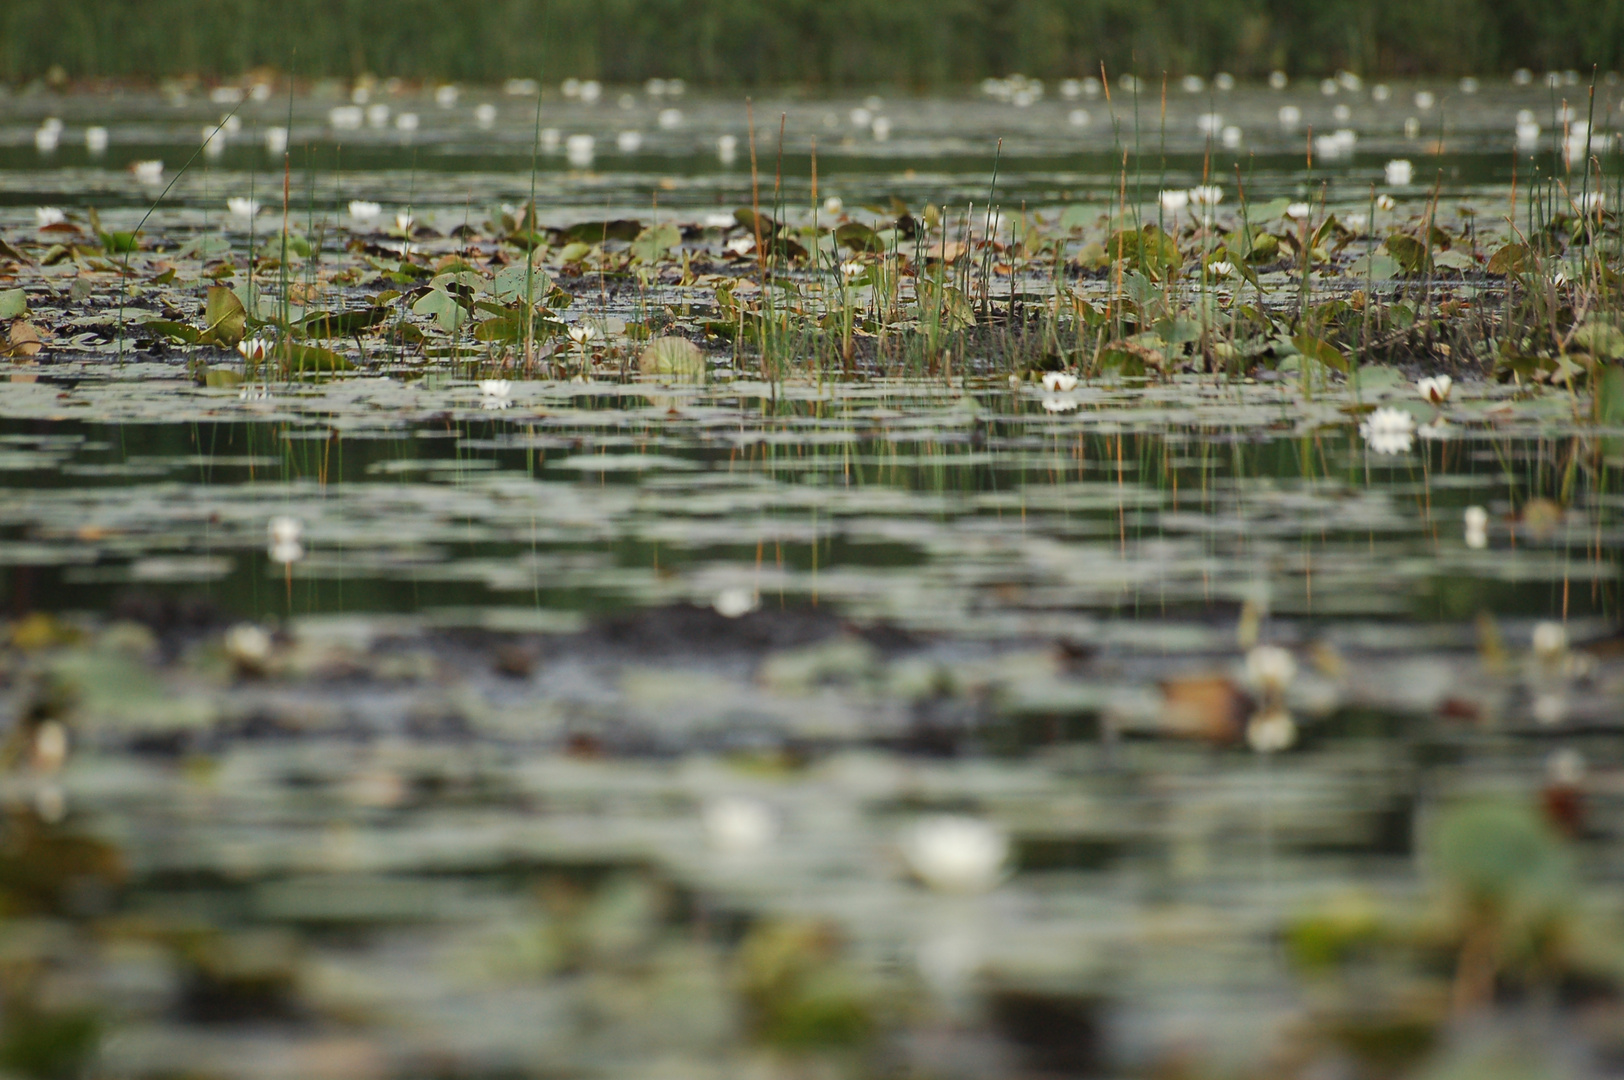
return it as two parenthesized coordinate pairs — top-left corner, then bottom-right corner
(1360, 406), (1416, 454)
(1247, 708), (1297, 753)
(1385, 159), (1414, 186)
(616, 130), (642, 153)
(1575, 191), (1605, 215)
(1375, 194), (1397, 211)
(34, 124), (60, 153)
(34, 207), (65, 228)
(1416, 374), (1452, 405)
(1208, 260), (1235, 278)
(1285, 202), (1311, 220)
(713, 587), (759, 619)
(1069, 108), (1090, 128)
(223, 623), (273, 667)
(567, 324), (600, 346)
(395, 112), (419, 133)
(1221, 125), (1242, 148)
(565, 134), (595, 167)
(1464, 505), (1488, 549)
(1532, 621), (1567, 661)
(328, 105), (363, 130)
(727, 236), (757, 257)
(1196, 112), (1223, 135)
(264, 126), (288, 155)
(871, 116), (893, 141)
(703, 796), (776, 854)
(901, 815), (1009, 894)
(1404, 117), (1422, 138)
(132, 160), (164, 184)
(839, 260), (864, 279)
(474, 103), (498, 128)
(658, 108), (683, 130)
(1269, 70), (1288, 90)
(85, 126), (109, 153)
(348, 200), (382, 223)
(1246, 645), (1296, 694)
(395, 211), (415, 232)
(1041, 371), (1079, 392)
(716, 134), (739, 165)
(1159, 189), (1189, 212)
(227, 197), (260, 219)
(1277, 104), (1302, 129)
(1189, 184), (1223, 207)
(478, 379), (511, 409)
(435, 84), (460, 108)
(237, 336), (272, 361)
(1515, 118), (1541, 147)
(822, 195), (843, 216)
(1041, 395), (1079, 413)
(267, 516), (303, 564)
(1414, 90), (1436, 110)
(1314, 129), (1357, 158)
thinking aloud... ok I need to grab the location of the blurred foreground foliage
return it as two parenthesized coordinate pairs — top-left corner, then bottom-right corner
(3, 0), (1624, 87)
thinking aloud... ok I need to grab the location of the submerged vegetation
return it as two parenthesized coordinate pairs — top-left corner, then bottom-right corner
(5, 0), (1624, 86)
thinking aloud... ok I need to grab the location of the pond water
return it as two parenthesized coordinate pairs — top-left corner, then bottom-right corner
(0, 82), (1621, 1080)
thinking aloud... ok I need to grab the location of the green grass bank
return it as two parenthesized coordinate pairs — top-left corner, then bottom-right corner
(4, 0), (1624, 88)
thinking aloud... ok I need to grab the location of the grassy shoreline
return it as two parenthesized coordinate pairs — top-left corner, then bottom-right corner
(4, 0), (1624, 88)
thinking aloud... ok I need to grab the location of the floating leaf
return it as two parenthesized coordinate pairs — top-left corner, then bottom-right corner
(284, 343), (353, 372)
(473, 311), (564, 343)
(1430, 800), (1572, 910)
(300, 307), (389, 338)
(141, 320), (201, 345)
(1570, 321), (1624, 361)
(1292, 335), (1348, 371)
(1383, 235), (1430, 275)
(202, 285), (247, 346)
(411, 288), (467, 333)
(639, 336), (707, 380)
(563, 219), (641, 243)
(3, 322), (42, 358)
(1105, 225), (1183, 280)
(1486, 243), (1530, 275)
(833, 222), (883, 253)
(0, 289), (26, 320)
(630, 223), (682, 263)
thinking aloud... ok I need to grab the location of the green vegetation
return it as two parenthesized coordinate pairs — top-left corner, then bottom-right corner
(4, 0), (1624, 87)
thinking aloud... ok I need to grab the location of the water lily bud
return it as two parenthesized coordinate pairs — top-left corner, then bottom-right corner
(33, 720), (68, 773)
